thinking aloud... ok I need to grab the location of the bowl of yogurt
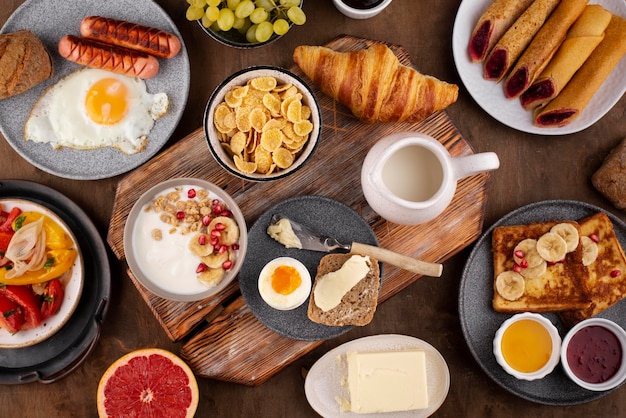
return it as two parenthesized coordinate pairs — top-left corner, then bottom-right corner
(124, 178), (247, 302)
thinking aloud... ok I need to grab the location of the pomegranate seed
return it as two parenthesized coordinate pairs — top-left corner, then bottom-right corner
(212, 199), (220, 206)
(513, 264), (523, 273)
(514, 250), (525, 259)
(221, 210), (232, 217)
(210, 237), (220, 246)
(213, 205), (223, 215)
(611, 270), (621, 278)
(187, 188), (196, 198)
(520, 259), (528, 268)
(231, 243), (239, 251)
(218, 245), (228, 254)
(214, 244), (222, 252)
(202, 215), (211, 226)
(590, 233), (600, 243)
(210, 229), (221, 238)
(214, 222), (226, 231)
(198, 235), (207, 245)
(176, 211), (185, 220)
(196, 263), (207, 273)
(223, 260), (233, 270)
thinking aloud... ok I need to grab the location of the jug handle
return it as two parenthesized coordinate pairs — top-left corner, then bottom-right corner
(453, 152), (500, 179)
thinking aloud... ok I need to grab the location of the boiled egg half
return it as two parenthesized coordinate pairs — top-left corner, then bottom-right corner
(258, 257), (311, 310)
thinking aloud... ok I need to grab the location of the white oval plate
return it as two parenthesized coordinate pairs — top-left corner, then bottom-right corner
(452, 0), (626, 135)
(304, 334), (450, 418)
(0, 199), (84, 348)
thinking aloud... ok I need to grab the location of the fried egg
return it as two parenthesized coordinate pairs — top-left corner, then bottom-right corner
(258, 257), (312, 310)
(24, 68), (168, 154)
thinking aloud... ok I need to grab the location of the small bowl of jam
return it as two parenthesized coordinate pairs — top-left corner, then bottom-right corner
(561, 318), (626, 391)
(331, 0), (392, 19)
(493, 312), (561, 381)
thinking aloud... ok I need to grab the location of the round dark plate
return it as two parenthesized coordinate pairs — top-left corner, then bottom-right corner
(0, 180), (111, 384)
(459, 200), (626, 405)
(239, 195), (380, 341)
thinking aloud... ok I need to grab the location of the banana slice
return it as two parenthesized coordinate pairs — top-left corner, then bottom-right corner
(198, 267), (225, 288)
(536, 232), (568, 263)
(513, 238), (543, 268)
(519, 260), (547, 279)
(495, 271), (525, 301)
(202, 251), (229, 269)
(188, 233), (214, 257)
(581, 236), (599, 266)
(550, 223), (579, 253)
(209, 216), (240, 246)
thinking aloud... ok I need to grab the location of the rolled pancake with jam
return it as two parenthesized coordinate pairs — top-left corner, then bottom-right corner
(468, 0), (535, 62)
(484, 0), (560, 82)
(503, 0), (588, 99)
(521, 5), (611, 110)
(535, 14), (626, 128)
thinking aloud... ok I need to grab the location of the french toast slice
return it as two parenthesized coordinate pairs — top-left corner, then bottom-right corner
(492, 220), (592, 313)
(559, 212), (626, 327)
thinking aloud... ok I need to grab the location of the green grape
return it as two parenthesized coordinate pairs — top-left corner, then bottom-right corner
(246, 24), (258, 43)
(205, 6), (220, 21)
(227, 0), (240, 10)
(237, 17), (252, 34)
(186, 5), (205, 20)
(207, 0), (222, 6)
(201, 15), (215, 28)
(232, 16), (245, 30)
(217, 7), (236, 30)
(280, 0), (300, 7)
(255, 21), (273, 43)
(191, 0), (206, 7)
(273, 18), (290, 36)
(235, 0), (255, 18)
(249, 7), (268, 24)
(287, 6), (306, 25)
(255, 0), (273, 11)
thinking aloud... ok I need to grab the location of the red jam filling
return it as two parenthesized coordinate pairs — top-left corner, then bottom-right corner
(505, 68), (528, 98)
(520, 80), (554, 108)
(484, 48), (507, 80)
(566, 325), (623, 384)
(536, 110), (577, 127)
(469, 21), (491, 61)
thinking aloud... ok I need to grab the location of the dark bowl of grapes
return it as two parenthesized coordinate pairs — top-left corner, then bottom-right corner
(185, 0), (306, 48)
(331, 0), (392, 19)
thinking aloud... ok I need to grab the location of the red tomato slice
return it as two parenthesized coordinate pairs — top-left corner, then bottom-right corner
(0, 230), (13, 254)
(0, 293), (25, 333)
(40, 279), (64, 320)
(0, 285), (42, 329)
(0, 207), (22, 232)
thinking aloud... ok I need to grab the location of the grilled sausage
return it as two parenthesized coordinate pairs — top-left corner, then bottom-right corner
(80, 16), (181, 59)
(58, 35), (159, 79)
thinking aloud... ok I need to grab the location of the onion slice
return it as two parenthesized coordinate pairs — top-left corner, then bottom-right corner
(5, 217), (48, 278)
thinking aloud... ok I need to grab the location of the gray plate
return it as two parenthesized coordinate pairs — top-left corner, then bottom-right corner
(459, 200), (626, 405)
(0, 0), (190, 180)
(239, 195), (381, 342)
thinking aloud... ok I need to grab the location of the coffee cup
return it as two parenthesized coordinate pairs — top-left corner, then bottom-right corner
(361, 132), (499, 225)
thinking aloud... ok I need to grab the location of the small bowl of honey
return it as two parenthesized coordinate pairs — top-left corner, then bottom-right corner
(561, 318), (626, 391)
(493, 312), (561, 381)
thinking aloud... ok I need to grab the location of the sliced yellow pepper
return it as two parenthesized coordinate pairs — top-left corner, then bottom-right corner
(0, 248), (78, 285)
(18, 212), (74, 250)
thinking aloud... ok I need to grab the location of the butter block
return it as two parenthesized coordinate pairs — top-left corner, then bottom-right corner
(346, 349), (429, 413)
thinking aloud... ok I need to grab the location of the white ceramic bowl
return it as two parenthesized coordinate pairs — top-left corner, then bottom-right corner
(493, 312), (561, 381)
(561, 318), (626, 391)
(124, 178), (247, 302)
(204, 65), (321, 182)
(331, 0), (392, 19)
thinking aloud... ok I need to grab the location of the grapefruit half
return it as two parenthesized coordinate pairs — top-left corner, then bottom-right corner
(97, 348), (199, 418)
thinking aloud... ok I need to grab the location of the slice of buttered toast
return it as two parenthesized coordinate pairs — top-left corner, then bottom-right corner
(492, 220), (592, 313)
(307, 253), (380, 327)
(560, 212), (626, 327)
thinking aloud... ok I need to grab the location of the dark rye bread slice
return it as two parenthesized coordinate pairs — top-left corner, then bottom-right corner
(0, 30), (53, 100)
(307, 253), (380, 327)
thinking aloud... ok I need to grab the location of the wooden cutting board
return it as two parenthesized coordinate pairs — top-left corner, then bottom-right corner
(107, 35), (492, 385)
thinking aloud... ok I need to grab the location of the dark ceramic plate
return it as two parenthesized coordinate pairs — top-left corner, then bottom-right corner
(0, 180), (111, 384)
(459, 200), (626, 405)
(239, 195), (380, 341)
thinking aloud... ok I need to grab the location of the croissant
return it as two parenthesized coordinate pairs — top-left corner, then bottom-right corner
(293, 43), (458, 124)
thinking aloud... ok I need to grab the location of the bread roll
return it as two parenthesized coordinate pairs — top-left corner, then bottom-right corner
(0, 30), (53, 100)
(521, 5), (611, 110)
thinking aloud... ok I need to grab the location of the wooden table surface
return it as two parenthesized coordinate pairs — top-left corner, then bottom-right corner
(1, 0), (625, 417)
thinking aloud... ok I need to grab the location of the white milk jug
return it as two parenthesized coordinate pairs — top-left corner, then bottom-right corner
(361, 132), (500, 225)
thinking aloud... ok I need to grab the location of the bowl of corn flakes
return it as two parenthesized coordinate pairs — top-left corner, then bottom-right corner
(203, 66), (321, 182)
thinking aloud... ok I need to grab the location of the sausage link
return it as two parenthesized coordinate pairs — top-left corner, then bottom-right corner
(80, 16), (181, 59)
(58, 35), (159, 79)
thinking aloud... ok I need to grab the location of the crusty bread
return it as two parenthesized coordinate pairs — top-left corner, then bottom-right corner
(592, 137), (626, 210)
(492, 220), (592, 313)
(307, 253), (380, 327)
(559, 212), (626, 327)
(0, 30), (53, 100)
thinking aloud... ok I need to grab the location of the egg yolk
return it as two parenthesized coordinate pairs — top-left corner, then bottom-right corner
(271, 265), (302, 295)
(501, 319), (552, 373)
(85, 78), (129, 125)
